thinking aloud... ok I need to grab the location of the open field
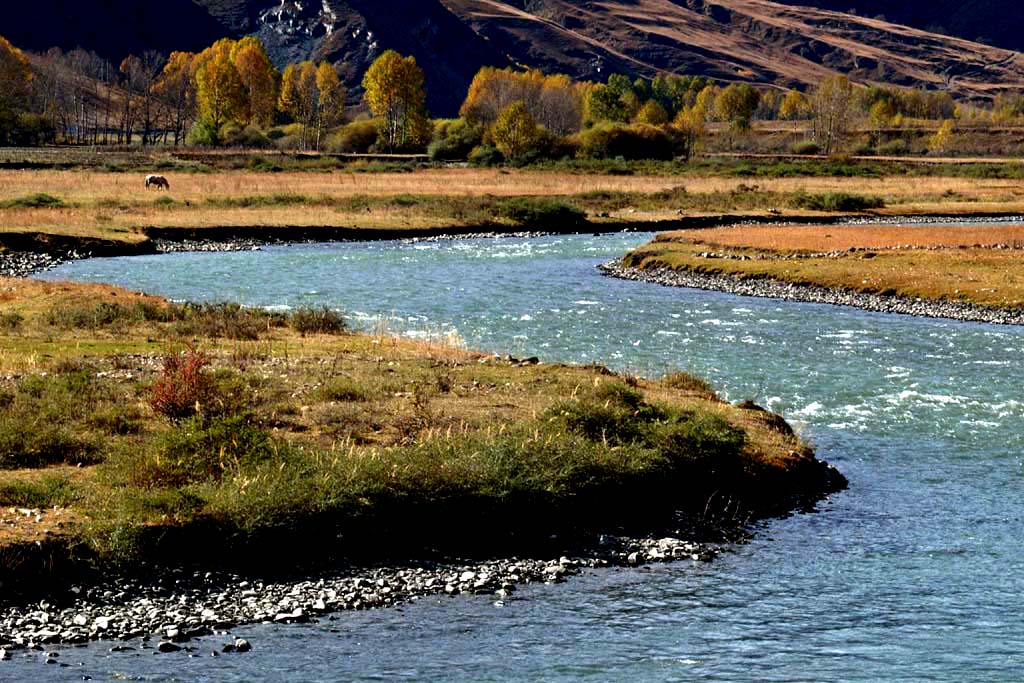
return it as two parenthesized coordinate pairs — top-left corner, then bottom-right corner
(0, 167), (1023, 244)
(623, 223), (1024, 309)
(0, 278), (833, 576)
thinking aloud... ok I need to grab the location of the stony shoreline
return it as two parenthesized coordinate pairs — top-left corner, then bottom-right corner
(598, 260), (1024, 326)
(0, 532), (722, 656)
(0, 231), (556, 279)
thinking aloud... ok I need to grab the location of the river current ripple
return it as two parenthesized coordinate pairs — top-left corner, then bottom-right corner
(24, 232), (1024, 681)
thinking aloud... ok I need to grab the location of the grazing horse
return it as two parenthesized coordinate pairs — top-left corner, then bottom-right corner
(145, 174), (170, 190)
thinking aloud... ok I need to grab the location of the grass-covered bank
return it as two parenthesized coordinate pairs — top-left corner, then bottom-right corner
(4, 163), (1024, 254)
(620, 223), (1024, 311)
(0, 278), (844, 597)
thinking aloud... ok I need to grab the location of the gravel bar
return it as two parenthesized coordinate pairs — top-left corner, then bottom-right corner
(599, 261), (1024, 326)
(0, 534), (719, 654)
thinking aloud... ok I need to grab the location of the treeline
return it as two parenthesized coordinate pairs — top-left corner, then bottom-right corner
(2, 30), (1024, 160)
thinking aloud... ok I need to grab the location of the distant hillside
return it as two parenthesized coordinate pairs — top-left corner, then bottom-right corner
(442, 0), (1024, 100)
(4, 0), (1024, 117)
(771, 0), (1024, 53)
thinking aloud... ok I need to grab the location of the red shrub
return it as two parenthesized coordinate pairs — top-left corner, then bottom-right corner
(150, 348), (213, 421)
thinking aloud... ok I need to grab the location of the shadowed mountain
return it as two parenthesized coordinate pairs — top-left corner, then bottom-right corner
(770, 0), (1024, 53)
(4, 0), (1023, 117)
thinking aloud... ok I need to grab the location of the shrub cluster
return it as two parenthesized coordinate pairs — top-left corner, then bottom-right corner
(0, 371), (99, 469)
(289, 306), (347, 336)
(494, 198), (587, 229)
(791, 191), (885, 211)
(150, 348), (214, 421)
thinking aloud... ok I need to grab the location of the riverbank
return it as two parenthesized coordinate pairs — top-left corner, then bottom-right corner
(612, 220), (1024, 324)
(0, 278), (845, 651)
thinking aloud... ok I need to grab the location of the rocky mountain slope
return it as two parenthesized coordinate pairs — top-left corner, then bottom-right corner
(4, 0), (1022, 116)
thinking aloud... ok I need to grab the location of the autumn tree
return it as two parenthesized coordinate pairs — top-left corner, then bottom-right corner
(362, 50), (430, 152)
(693, 85), (721, 121)
(928, 119), (955, 154)
(491, 101), (539, 161)
(230, 37), (279, 127)
(715, 83), (760, 133)
(279, 61), (318, 150)
(635, 99), (669, 125)
(153, 52), (198, 144)
(461, 68), (581, 136)
(779, 89), (810, 120)
(810, 74), (854, 155)
(195, 39), (246, 133)
(315, 61), (346, 150)
(586, 83), (629, 124)
(120, 51), (164, 144)
(0, 34), (34, 144)
(672, 107), (705, 161)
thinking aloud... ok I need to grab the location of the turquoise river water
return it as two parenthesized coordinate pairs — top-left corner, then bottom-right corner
(16, 232), (1024, 681)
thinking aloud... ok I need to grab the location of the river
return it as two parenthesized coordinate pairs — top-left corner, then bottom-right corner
(18, 232), (1024, 681)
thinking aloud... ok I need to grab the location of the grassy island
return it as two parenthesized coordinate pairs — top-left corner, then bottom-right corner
(0, 277), (842, 592)
(621, 223), (1024, 310)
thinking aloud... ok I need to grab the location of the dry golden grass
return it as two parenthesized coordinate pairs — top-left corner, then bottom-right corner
(0, 169), (1022, 240)
(628, 225), (1024, 308)
(665, 223), (1024, 252)
(2, 169), (1022, 203)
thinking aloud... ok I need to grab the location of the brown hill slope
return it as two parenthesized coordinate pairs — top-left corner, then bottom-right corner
(442, 0), (1024, 99)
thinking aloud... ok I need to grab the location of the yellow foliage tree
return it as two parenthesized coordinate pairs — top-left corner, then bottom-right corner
(315, 61), (346, 149)
(491, 100), (539, 161)
(928, 119), (955, 154)
(463, 67), (581, 135)
(362, 50), (430, 151)
(779, 89), (810, 120)
(672, 107), (705, 161)
(0, 34), (33, 143)
(231, 37), (279, 127)
(279, 61), (319, 150)
(810, 75), (854, 155)
(153, 51), (198, 144)
(195, 39), (246, 131)
(635, 99), (669, 126)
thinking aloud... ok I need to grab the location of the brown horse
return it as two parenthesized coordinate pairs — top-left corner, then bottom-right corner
(145, 174), (170, 190)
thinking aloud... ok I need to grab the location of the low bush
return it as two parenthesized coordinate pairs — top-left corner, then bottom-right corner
(790, 140), (820, 155)
(327, 120), (379, 154)
(174, 303), (284, 340)
(150, 348), (214, 421)
(494, 198), (587, 229)
(0, 371), (99, 469)
(0, 475), (78, 507)
(878, 138), (910, 156)
(791, 192), (885, 212)
(127, 414), (276, 489)
(430, 119), (485, 161)
(1, 193), (65, 209)
(0, 312), (23, 330)
(576, 123), (674, 161)
(290, 306), (347, 336)
(316, 377), (372, 403)
(468, 144), (503, 167)
(662, 371), (718, 399)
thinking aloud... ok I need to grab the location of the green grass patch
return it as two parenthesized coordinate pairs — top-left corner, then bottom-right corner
(494, 198), (587, 229)
(1, 193), (66, 209)
(790, 192), (885, 212)
(0, 475), (79, 507)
